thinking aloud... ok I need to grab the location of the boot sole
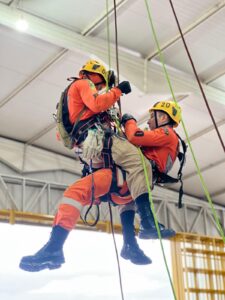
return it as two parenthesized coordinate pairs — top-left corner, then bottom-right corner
(120, 252), (152, 265)
(19, 261), (63, 272)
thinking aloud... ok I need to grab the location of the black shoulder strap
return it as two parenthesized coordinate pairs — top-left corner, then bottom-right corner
(176, 133), (188, 208)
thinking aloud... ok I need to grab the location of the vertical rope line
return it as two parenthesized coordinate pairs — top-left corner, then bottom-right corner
(106, 3), (124, 300)
(113, 0), (122, 114)
(138, 148), (178, 300)
(106, 0), (111, 69)
(144, 0), (225, 242)
(169, 0), (225, 153)
(108, 202), (125, 300)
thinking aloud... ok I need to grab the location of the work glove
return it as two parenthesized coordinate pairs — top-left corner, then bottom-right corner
(121, 113), (136, 126)
(82, 128), (104, 161)
(108, 70), (116, 88)
(117, 81), (131, 95)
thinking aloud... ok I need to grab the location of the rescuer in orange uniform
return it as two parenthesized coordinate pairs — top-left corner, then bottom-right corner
(19, 96), (181, 271)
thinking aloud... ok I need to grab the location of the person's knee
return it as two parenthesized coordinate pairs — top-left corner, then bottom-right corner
(118, 202), (135, 214)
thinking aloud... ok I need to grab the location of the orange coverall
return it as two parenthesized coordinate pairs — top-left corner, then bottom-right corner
(67, 78), (121, 123)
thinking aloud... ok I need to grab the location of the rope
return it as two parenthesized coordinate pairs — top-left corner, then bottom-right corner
(138, 148), (178, 300)
(168, 0), (225, 153)
(105, 3), (125, 300)
(106, 0), (111, 90)
(144, 0), (225, 242)
(108, 202), (125, 300)
(80, 161), (100, 227)
(113, 0), (122, 115)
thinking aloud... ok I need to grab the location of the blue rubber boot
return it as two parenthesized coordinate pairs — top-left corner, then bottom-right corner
(19, 225), (69, 272)
(135, 194), (176, 240)
(120, 210), (152, 265)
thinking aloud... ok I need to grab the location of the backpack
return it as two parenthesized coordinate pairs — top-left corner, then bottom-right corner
(55, 78), (86, 149)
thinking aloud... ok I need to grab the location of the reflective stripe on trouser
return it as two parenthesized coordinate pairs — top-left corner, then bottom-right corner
(111, 135), (152, 200)
(53, 169), (113, 230)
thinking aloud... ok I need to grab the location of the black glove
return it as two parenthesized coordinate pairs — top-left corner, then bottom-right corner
(117, 81), (131, 94)
(121, 113), (136, 126)
(108, 70), (116, 88)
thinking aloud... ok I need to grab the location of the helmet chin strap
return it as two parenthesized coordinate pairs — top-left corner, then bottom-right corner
(154, 111), (172, 128)
(154, 111), (159, 128)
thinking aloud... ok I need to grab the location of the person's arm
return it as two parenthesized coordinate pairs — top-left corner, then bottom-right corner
(77, 79), (122, 113)
(125, 119), (171, 147)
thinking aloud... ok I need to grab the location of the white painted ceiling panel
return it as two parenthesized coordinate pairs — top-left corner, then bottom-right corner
(0, 26), (61, 74)
(156, 8), (225, 76)
(17, 0), (108, 32)
(37, 51), (90, 87)
(0, 66), (27, 99)
(0, 79), (61, 140)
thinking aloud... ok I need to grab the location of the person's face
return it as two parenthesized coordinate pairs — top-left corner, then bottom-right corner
(87, 73), (106, 91)
(147, 111), (157, 130)
(147, 110), (168, 129)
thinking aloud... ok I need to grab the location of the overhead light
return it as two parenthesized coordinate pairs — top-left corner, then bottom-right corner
(16, 16), (29, 32)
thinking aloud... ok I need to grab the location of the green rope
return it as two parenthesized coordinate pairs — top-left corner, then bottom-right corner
(105, 0), (111, 92)
(144, 0), (225, 242)
(138, 148), (178, 300)
(106, 0), (111, 70)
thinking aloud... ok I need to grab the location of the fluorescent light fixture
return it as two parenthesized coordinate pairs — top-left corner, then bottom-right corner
(16, 17), (29, 31)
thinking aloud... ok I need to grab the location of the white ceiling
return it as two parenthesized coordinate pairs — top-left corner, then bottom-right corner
(0, 0), (224, 206)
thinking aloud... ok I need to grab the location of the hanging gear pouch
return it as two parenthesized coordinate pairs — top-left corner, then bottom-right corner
(82, 128), (104, 160)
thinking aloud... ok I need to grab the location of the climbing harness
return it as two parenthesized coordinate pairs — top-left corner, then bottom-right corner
(54, 77), (117, 168)
(151, 133), (187, 208)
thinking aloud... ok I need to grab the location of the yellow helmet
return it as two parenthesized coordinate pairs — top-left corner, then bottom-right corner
(149, 101), (182, 127)
(80, 60), (108, 84)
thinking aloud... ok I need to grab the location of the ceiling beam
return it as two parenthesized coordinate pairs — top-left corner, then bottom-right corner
(25, 122), (56, 145)
(145, 0), (225, 61)
(183, 158), (225, 180)
(0, 3), (225, 106)
(81, 0), (131, 36)
(204, 69), (225, 85)
(188, 119), (225, 142)
(211, 188), (225, 198)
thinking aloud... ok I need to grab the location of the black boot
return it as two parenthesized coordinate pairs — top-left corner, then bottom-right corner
(120, 210), (152, 265)
(19, 225), (69, 272)
(135, 194), (176, 240)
